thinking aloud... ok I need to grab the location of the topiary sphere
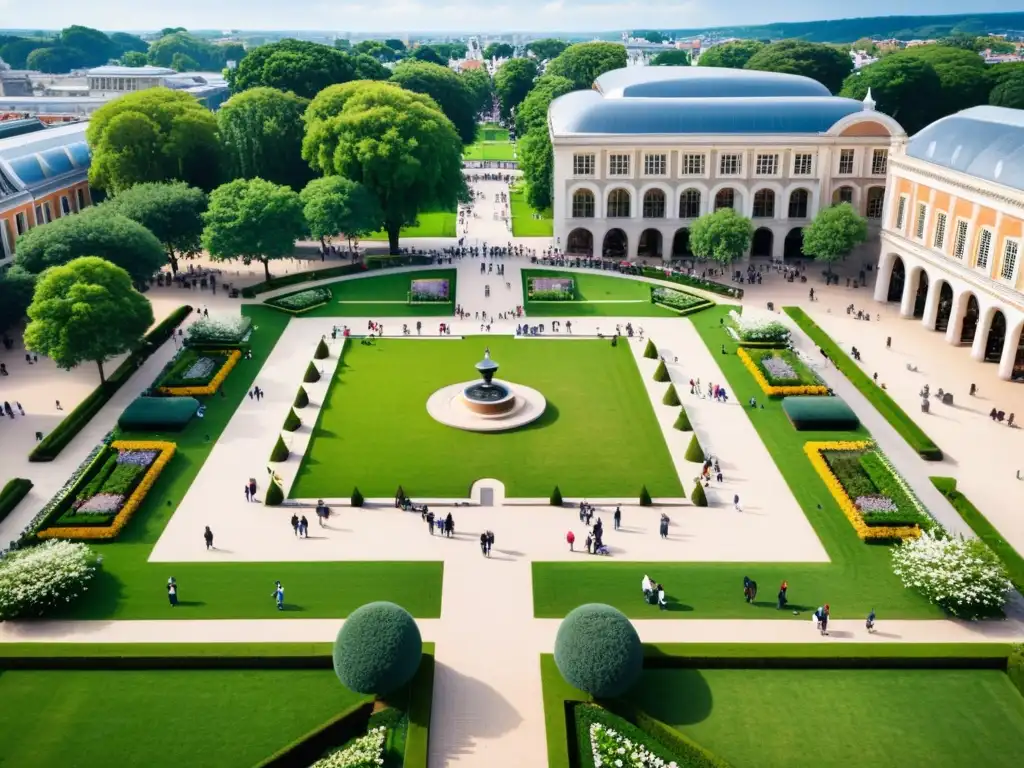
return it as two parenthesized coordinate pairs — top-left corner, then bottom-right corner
(333, 601), (422, 695)
(554, 603), (643, 698)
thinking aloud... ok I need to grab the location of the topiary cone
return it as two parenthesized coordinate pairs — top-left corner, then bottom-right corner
(264, 479), (284, 506)
(673, 407), (692, 431)
(283, 409), (301, 432)
(303, 362), (321, 383)
(684, 434), (704, 463)
(351, 487), (364, 507)
(691, 482), (708, 507)
(653, 359), (669, 382)
(643, 339), (658, 359)
(550, 485), (563, 506)
(270, 435), (289, 462)
(314, 338), (330, 360)
(294, 386), (309, 408)
(662, 383), (680, 406)
(639, 485), (652, 506)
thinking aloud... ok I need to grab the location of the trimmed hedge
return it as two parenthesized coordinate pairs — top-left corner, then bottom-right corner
(270, 436), (289, 462)
(304, 362), (321, 383)
(640, 266), (743, 299)
(785, 307), (942, 460)
(253, 700), (374, 768)
(283, 409), (301, 432)
(652, 359), (669, 382)
(294, 387), (309, 408)
(314, 338), (330, 360)
(662, 383), (680, 406)
(1009, 646), (1024, 699)
(554, 604), (643, 698)
(691, 482), (707, 507)
(674, 408), (692, 431)
(240, 254), (435, 298)
(684, 434), (704, 463)
(265, 479), (284, 506)
(639, 485), (652, 506)
(550, 485), (563, 506)
(643, 339), (658, 359)
(600, 700), (730, 768)
(404, 652), (435, 768)
(351, 487), (364, 507)
(333, 602), (423, 695)
(0, 478), (33, 524)
(29, 305), (193, 462)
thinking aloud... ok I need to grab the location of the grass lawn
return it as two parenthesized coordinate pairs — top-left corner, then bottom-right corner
(463, 141), (516, 161)
(291, 336), (682, 498)
(48, 306), (443, 621)
(531, 305), (943, 620)
(510, 185), (553, 237)
(0, 668), (368, 768)
(287, 269), (457, 318)
(629, 668), (1024, 768)
(364, 212), (457, 241)
(521, 269), (684, 318)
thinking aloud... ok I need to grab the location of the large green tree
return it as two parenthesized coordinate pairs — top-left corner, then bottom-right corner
(526, 38), (568, 61)
(743, 40), (853, 93)
(689, 208), (753, 265)
(545, 42), (627, 89)
(26, 46), (86, 73)
(302, 81), (464, 254)
(389, 60), (477, 144)
(840, 55), (944, 135)
(147, 31), (223, 70)
(109, 31), (149, 56)
(516, 75), (576, 210)
(461, 67), (494, 116)
(201, 178), (306, 281)
(24, 256), (154, 382)
(14, 206), (166, 285)
(301, 176), (382, 250)
(494, 57), (538, 120)
(409, 46), (445, 65)
(120, 51), (148, 67)
(899, 45), (991, 115)
(355, 40), (399, 62)
(431, 43), (468, 61)
(698, 40), (766, 69)
(351, 53), (390, 81)
(801, 202), (868, 276)
(0, 267), (35, 335)
(483, 42), (515, 60)
(990, 71), (1024, 109)
(651, 49), (691, 66)
(60, 25), (114, 66)
(104, 182), (208, 274)
(217, 87), (312, 191)
(86, 88), (222, 193)
(227, 39), (356, 99)
(516, 74), (575, 136)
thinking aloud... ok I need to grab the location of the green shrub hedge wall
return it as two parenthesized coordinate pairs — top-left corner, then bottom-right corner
(550, 485), (563, 506)
(270, 436), (290, 463)
(333, 601), (423, 695)
(0, 478), (33, 524)
(554, 604), (643, 698)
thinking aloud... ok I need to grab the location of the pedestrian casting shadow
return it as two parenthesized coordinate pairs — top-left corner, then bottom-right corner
(430, 662), (523, 758)
(752, 601), (811, 614)
(825, 629), (854, 638)
(174, 600), (206, 608)
(870, 631), (902, 639)
(208, 548), (235, 554)
(626, 667), (713, 725)
(662, 596), (693, 612)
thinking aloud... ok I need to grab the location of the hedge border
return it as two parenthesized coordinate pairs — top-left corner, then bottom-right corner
(0, 478), (33, 525)
(784, 307), (943, 460)
(639, 266), (743, 300)
(598, 700), (730, 768)
(241, 255), (435, 298)
(28, 305), (193, 462)
(403, 650), (435, 767)
(253, 700), (374, 768)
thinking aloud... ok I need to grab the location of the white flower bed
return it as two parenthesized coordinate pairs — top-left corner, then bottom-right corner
(309, 726), (386, 768)
(187, 315), (252, 344)
(276, 287), (331, 311)
(0, 540), (96, 619)
(590, 723), (679, 768)
(728, 310), (790, 343)
(761, 356), (799, 381)
(77, 492), (124, 515)
(891, 531), (1011, 618)
(855, 495), (899, 513)
(182, 357), (218, 380)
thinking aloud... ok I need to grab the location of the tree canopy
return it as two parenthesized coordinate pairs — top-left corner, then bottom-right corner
(698, 39), (766, 69)
(0, 267), (35, 336)
(516, 74), (575, 137)
(218, 86), (313, 191)
(23, 256), (154, 382)
(526, 38), (568, 61)
(26, 46), (85, 73)
(545, 42), (627, 89)
(302, 81), (464, 254)
(460, 67), (494, 116)
(109, 32), (149, 56)
(60, 25), (115, 65)
(898, 44), (991, 115)
(801, 202), (868, 273)
(86, 88), (222, 193)
(351, 53), (390, 81)
(301, 176), (382, 248)
(355, 40), (399, 62)
(147, 31), (228, 70)
(689, 208), (754, 265)
(517, 75), (575, 210)
(14, 205), (166, 285)
(389, 60), (478, 144)
(743, 40), (853, 93)
(170, 52), (200, 72)
(104, 181), (208, 274)
(227, 39), (357, 99)
(483, 42), (515, 60)
(201, 178), (306, 280)
(650, 49), (691, 66)
(120, 51), (148, 67)
(494, 57), (538, 120)
(409, 45), (445, 66)
(431, 43), (468, 61)
(840, 55), (944, 135)
(990, 71), (1024, 109)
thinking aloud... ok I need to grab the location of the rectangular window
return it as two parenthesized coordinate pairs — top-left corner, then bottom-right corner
(681, 153), (705, 175)
(43, 202), (52, 223)
(915, 203), (927, 240)
(1001, 240), (1018, 281)
(871, 149), (888, 176)
(77, 188), (86, 210)
(719, 153), (741, 175)
(953, 220), (968, 260)
(894, 196), (907, 231)
(793, 153), (813, 175)
(976, 229), (992, 269)
(755, 153), (779, 176)
(608, 153), (631, 176)
(34, 205), (43, 225)
(933, 213), (947, 250)
(643, 153), (667, 176)
(60, 196), (71, 215)
(15, 211), (28, 235)
(572, 154), (595, 176)
(838, 149), (855, 175)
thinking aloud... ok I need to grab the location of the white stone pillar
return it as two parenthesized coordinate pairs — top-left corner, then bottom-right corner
(998, 318), (1023, 380)
(899, 266), (920, 318)
(945, 292), (968, 345)
(921, 276), (942, 330)
(970, 307), (994, 361)
(874, 248), (893, 303)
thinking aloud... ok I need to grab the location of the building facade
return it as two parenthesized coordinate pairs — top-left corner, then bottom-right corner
(0, 121), (92, 265)
(874, 106), (1024, 382)
(548, 67), (905, 261)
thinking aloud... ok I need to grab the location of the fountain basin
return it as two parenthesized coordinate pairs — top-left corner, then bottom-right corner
(427, 379), (546, 432)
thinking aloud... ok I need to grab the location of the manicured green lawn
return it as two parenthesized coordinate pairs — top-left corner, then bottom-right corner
(291, 337), (682, 498)
(541, 654), (587, 768)
(629, 668), (1024, 768)
(364, 212), (457, 241)
(531, 305), (942, 620)
(49, 306), (443, 621)
(0, 668), (368, 768)
(521, 269), (684, 318)
(463, 141), (516, 161)
(510, 185), (553, 237)
(289, 269), (457, 318)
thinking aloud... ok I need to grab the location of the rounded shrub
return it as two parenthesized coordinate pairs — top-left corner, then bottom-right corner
(554, 603), (643, 698)
(652, 359), (669, 383)
(351, 487), (364, 507)
(265, 479), (284, 506)
(283, 409), (301, 432)
(294, 386), (309, 408)
(643, 339), (658, 359)
(270, 435), (289, 462)
(691, 482), (708, 507)
(333, 601), (423, 695)
(639, 485), (652, 506)
(662, 383), (680, 406)
(314, 338), (330, 360)
(684, 434), (704, 463)
(303, 362), (321, 383)
(550, 485), (563, 506)
(673, 408), (692, 431)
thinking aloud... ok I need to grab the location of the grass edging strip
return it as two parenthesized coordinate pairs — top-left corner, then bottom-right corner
(252, 700), (374, 768)
(0, 478), (32, 524)
(403, 649), (435, 767)
(241, 256), (435, 298)
(784, 306), (943, 460)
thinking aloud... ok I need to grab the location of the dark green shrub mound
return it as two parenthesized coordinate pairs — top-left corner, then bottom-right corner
(304, 362), (321, 383)
(270, 435), (289, 462)
(662, 383), (680, 406)
(684, 434), (704, 463)
(351, 487), (364, 507)
(554, 603), (643, 698)
(315, 338), (330, 360)
(782, 395), (859, 431)
(0, 478), (33, 524)
(294, 386), (309, 408)
(652, 359), (669, 382)
(639, 485), (652, 506)
(283, 409), (301, 432)
(550, 485), (563, 506)
(691, 482), (707, 507)
(1009, 645), (1024, 698)
(333, 601), (423, 695)
(643, 339), (658, 359)
(265, 479), (284, 506)
(673, 408), (692, 431)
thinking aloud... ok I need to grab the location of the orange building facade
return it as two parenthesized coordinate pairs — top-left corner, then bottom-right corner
(875, 106), (1024, 382)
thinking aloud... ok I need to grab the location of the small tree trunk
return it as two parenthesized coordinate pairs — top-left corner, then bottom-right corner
(168, 250), (179, 275)
(387, 224), (401, 256)
(96, 359), (106, 383)
(262, 258), (271, 281)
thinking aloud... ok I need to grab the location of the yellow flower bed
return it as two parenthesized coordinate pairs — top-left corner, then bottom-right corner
(157, 350), (242, 396)
(38, 440), (176, 541)
(804, 440), (920, 543)
(737, 347), (829, 397)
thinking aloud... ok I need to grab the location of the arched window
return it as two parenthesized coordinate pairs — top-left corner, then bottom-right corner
(607, 189), (631, 218)
(833, 186), (854, 205)
(866, 187), (885, 219)
(679, 189), (701, 219)
(788, 189), (809, 219)
(571, 189), (595, 218)
(753, 189), (775, 219)
(714, 188), (735, 211)
(642, 189), (666, 218)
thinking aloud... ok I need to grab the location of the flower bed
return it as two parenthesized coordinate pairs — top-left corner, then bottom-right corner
(309, 725), (386, 768)
(186, 315), (252, 347)
(156, 350), (241, 396)
(0, 540), (96, 619)
(737, 347), (828, 397)
(727, 309), (790, 344)
(589, 721), (679, 768)
(528, 276), (576, 301)
(804, 440), (930, 542)
(267, 287), (333, 314)
(409, 278), (451, 303)
(38, 441), (176, 541)
(650, 286), (711, 315)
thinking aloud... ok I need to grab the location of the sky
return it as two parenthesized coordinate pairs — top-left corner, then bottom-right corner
(0, 0), (1017, 33)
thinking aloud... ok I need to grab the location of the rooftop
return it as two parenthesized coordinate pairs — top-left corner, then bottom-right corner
(593, 66), (831, 99)
(87, 65), (177, 77)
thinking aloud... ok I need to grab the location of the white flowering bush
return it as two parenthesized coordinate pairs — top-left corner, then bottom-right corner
(590, 722), (679, 768)
(274, 287), (332, 311)
(728, 310), (790, 343)
(186, 315), (252, 344)
(309, 726), (385, 768)
(891, 532), (1011, 618)
(0, 540), (96, 619)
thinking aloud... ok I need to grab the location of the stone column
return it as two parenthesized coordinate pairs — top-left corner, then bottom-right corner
(874, 248), (894, 303)
(944, 291), (968, 345)
(899, 265), (920, 318)
(970, 307), (995, 361)
(998, 317), (1023, 381)
(920, 276), (942, 330)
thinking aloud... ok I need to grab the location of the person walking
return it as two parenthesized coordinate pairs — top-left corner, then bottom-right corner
(486, 530), (494, 556)
(814, 604), (830, 635)
(480, 532), (489, 557)
(204, 526), (214, 550)
(299, 516), (309, 538)
(244, 485), (251, 502)
(167, 577), (178, 607)
(866, 609), (876, 633)
(659, 513), (669, 539)
(566, 530), (575, 551)
(585, 533), (593, 554)
(657, 583), (666, 611)
(734, 494), (741, 512)
(273, 581), (285, 611)
(290, 514), (299, 537)
(777, 580), (788, 609)
(444, 512), (454, 538)
(426, 510), (435, 534)
(613, 506), (621, 530)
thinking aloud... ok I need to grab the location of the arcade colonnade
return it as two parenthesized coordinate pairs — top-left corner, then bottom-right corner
(875, 249), (1024, 382)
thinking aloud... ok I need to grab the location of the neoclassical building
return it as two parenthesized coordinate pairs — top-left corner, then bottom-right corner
(548, 66), (905, 261)
(875, 105), (1024, 382)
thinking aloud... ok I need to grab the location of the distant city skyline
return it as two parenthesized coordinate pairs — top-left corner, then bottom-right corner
(1, 0), (1021, 34)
